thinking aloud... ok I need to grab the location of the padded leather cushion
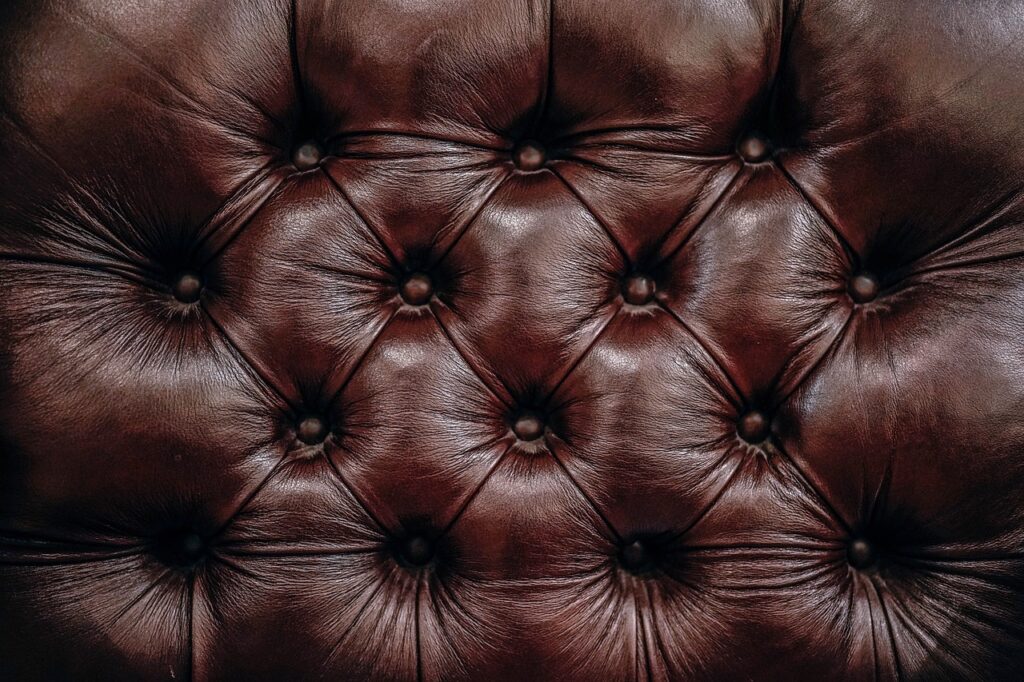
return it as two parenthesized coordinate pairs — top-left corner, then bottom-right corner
(2, 1), (1024, 679)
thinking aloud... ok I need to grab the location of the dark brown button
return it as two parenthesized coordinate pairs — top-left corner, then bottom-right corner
(848, 272), (879, 303)
(297, 416), (328, 445)
(401, 536), (433, 566)
(619, 540), (650, 572)
(847, 538), (875, 569)
(400, 273), (433, 305)
(293, 141), (323, 170)
(622, 274), (655, 306)
(737, 410), (770, 443)
(737, 133), (771, 163)
(154, 529), (205, 568)
(513, 140), (546, 171)
(513, 412), (545, 441)
(172, 271), (203, 304)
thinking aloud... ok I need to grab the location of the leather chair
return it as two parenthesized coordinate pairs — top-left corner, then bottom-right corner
(2, 0), (1023, 679)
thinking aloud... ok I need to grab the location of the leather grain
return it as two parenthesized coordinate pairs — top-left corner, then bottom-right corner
(2, 0), (1024, 679)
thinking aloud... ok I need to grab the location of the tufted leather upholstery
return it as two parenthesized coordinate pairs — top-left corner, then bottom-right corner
(2, 0), (1024, 679)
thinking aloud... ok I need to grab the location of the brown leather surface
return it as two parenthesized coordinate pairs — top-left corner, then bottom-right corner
(2, 0), (1024, 679)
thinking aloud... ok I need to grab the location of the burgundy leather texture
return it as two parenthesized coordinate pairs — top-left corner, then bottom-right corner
(2, 1), (1024, 679)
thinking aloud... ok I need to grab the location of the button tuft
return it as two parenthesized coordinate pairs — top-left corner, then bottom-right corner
(297, 416), (328, 445)
(622, 274), (656, 306)
(513, 141), (546, 171)
(172, 272), (203, 304)
(293, 141), (323, 170)
(737, 133), (772, 163)
(847, 538), (875, 569)
(400, 273), (433, 306)
(848, 272), (879, 304)
(153, 529), (206, 569)
(737, 410), (770, 443)
(512, 412), (545, 441)
(619, 540), (651, 573)
(401, 536), (433, 566)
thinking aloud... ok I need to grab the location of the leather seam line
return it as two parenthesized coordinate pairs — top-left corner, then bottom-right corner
(548, 440), (621, 541)
(654, 300), (745, 411)
(323, 170), (405, 272)
(774, 307), (854, 410)
(666, 450), (747, 545)
(290, 0), (307, 114)
(428, 304), (514, 410)
(430, 170), (513, 269)
(771, 439), (851, 535)
(210, 451), (292, 540)
(200, 302), (300, 413)
(197, 163), (286, 267)
(550, 165), (631, 266)
(655, 164), (743, 270)
(545, 301), (622, 407)
(324, 444), (391, 536)
(326, 308), (400, 412)
(440, 442), (516, 537)
(527, 0), (555, 135)
(775, 158), (858, 266)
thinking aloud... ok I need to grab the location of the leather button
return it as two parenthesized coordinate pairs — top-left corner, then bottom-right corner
(737, 410), (770, 443)
(513, 141), (546, 171)
(848, 272), (879, 303)
(737, 133), (771, 163)
(619, 540), (651, 572)
(512, 412), (545, 441)
(622, 274), (655, 306)
(401, 536), (433, 566)
(847, 538), (875, 569)
(400, 273), (433, 305)
(297, 416), (328, 445)
(172, 271), (203, 304)
(293, 141), (323, 170)
(154, 529), (205, 568)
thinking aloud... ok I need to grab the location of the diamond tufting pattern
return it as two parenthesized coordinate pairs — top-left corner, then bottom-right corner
(2, 0), (1024, 680)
